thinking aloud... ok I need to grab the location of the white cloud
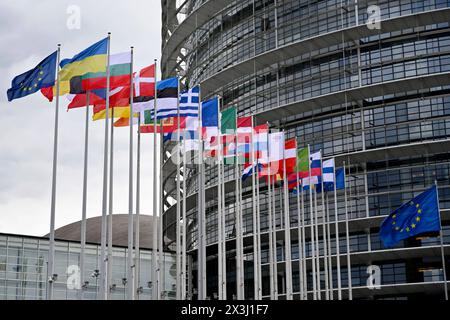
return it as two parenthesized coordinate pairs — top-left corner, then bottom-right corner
(0, 0), (162, 236)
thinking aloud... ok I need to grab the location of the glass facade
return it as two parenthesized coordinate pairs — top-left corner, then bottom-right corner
(161, 0), (450, 300)
(0, 234), (176, 300)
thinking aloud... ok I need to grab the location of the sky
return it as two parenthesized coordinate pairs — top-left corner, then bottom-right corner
(0, 0), (162, 236)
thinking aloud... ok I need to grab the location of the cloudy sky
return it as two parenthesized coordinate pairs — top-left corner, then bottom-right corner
(0, 0), (161, 236)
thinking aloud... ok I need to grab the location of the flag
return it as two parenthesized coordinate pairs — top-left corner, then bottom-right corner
(254, 124), (269, 165)
(202, 97), (219, 158)
(310, 150), (322, 177)
(242, 162), (263, 181)
(67, 86), (129, 110)
(114, 116), (138, 127)
(379, 185), (441, 248)
(7, 51), (57, 102)
(81, 52), (132, 91)
(153, 86), (199, 119)
(57, 37), (108, 96)
(134, 64), (155, 100)
(283, 138), (297, 175)
(236, 116), (252, 164)
(295, 147), (309, 178)
(265, 132), (285, 176)
(221, 107), (237, 165)
(92, 105), (131, 121)
(145, 77), (178, 119)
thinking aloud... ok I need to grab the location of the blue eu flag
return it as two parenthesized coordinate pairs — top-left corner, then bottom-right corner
(379, 185), (441, 248)
(7, 51), (57, 102)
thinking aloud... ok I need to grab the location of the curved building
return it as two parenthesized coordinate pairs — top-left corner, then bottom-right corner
(161, 0), (450, 300)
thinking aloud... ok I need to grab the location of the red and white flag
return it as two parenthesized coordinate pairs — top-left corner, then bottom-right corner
(134, 64), (155, 98)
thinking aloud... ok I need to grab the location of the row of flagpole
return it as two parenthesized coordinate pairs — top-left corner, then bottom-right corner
(44, 35), (166, 300)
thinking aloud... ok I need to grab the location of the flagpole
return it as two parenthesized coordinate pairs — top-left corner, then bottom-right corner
(181, 135), (187, 300)
(283, 141), (293, 300)
(238, 163), (245, 299)
(159, 123), (164, 299)
(320, 158), (329, 300)
(235, 116), (242, 300)
(79, 90), (90, 300)
(314, 183), (321, 299)
(272, 180), (278, 300)
(106, 102), (115, 300)
(266, 130), (274, 299)
(99, 32), (111, 300)
(435, 180), (449, 300)
(217, 97), (223, 299)
(197, 85), (206, 300)
(333, 158), (342, 300)
(152, 59), (159, 300)
(343, 161), (352, 300)
(268, 171), (275, 299)
(308, 145), (317, 300)
(301, 180), (307, 299)
(127, 46), (135, 300)
(251, 116), (258, 300)
(326, 192), (334, 300)
(296, 171), (304, 300)
(255, 155), (262, 300)
(47, 43), (61, 301)
(135, 113), (141, 299)
(175, 77), (181, 300)
(221, 137), (227, 300)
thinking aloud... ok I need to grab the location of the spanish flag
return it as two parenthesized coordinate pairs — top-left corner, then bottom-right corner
(57, 37), (108, 96)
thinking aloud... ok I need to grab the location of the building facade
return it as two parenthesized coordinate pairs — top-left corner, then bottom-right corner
(0, 215), (176, 300)
(161, 0), (450, 300)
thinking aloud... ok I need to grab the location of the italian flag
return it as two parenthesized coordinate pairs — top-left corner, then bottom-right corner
(81, 52), (132, 91)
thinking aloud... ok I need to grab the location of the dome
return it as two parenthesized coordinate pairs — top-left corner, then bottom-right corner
(47, 214), (157, 250)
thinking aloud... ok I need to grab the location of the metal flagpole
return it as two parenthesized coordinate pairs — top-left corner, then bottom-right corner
(343, 161), (352, 300)
(127, 46), (135, 300)
(107, 100), (115, 300)
(296, 172), (304, 300)
(333, 158), (342, 300)
(272, 180), (278, 299)
(267, 162), (275, 299)
(197, 86), (206, 300)
(47, 44), (61, 301)
(221, 136), (227, 299)
(435, 180), (449, 300)
(99, 33), (111, 300)
(152, 59), (159, 300)
(159, 123), (164, 299)
(308, 145), (316, 300)
(326, 192), (334, 300)
(320, 161), (329, 300)
(79, 90), (90, 300)
(301, 181), (307, 299)
(238, 163), (245, 299)
(251, 116), (258, 300)
(175, 77), (181, 300)
(314, 184), (321, 299)
(181, 136), (187, 300)
(235, 119), (242, 299)
(283, 142), (293, 300)
(135, 113), (141, 299)
(255, 154), (262, 300)
(217, 97), (224, 299)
